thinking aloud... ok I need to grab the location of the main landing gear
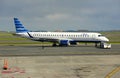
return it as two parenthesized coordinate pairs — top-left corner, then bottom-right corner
(52, 42), (57, 47)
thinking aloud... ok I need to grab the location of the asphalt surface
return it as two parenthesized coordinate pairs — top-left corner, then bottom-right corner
(0, 44), (120, 78)
(0, 44), (119, 56)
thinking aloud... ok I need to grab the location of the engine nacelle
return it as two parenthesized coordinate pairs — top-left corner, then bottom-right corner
(59, 40), (70, 46)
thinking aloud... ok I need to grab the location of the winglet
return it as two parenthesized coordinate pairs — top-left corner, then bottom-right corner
(14, 18), (29, 33)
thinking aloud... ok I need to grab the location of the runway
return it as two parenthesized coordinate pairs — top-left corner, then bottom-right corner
(0, 44), (119, 56)
(0, 44), (120, 78)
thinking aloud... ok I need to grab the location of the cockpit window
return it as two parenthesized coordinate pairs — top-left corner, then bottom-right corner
(98, 35), (104, 37)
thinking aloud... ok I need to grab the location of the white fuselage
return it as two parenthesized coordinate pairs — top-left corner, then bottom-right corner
(17, 32), (109, 43)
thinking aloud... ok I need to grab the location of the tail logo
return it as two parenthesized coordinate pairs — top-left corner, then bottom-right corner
(14, 18), (29, 33)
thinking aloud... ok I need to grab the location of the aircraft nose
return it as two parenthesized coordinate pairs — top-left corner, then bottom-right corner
(104, 37), (109, 42)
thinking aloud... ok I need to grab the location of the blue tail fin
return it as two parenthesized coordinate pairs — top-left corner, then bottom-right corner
(14, 18), (29, 33)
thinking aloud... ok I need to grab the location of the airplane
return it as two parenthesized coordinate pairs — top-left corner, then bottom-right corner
(13, 18), (109, 47)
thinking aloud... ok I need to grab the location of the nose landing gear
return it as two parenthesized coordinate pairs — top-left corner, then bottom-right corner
(95, 42), (111, 49)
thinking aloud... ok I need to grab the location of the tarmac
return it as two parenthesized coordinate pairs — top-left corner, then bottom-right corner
(0, 44), (119, 56)
(0, 44), (120, 78)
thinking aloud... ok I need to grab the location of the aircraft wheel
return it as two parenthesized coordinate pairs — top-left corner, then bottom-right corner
(52, 43), (57, 47)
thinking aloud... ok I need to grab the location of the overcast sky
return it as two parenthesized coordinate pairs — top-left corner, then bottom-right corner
(0, 0), (120, 31)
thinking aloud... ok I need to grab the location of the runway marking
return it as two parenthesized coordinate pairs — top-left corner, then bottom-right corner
(1, 67), (25, 74)
(105, 66), (120, 78)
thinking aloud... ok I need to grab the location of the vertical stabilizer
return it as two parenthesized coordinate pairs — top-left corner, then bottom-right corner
(14, 18), (29, 33)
